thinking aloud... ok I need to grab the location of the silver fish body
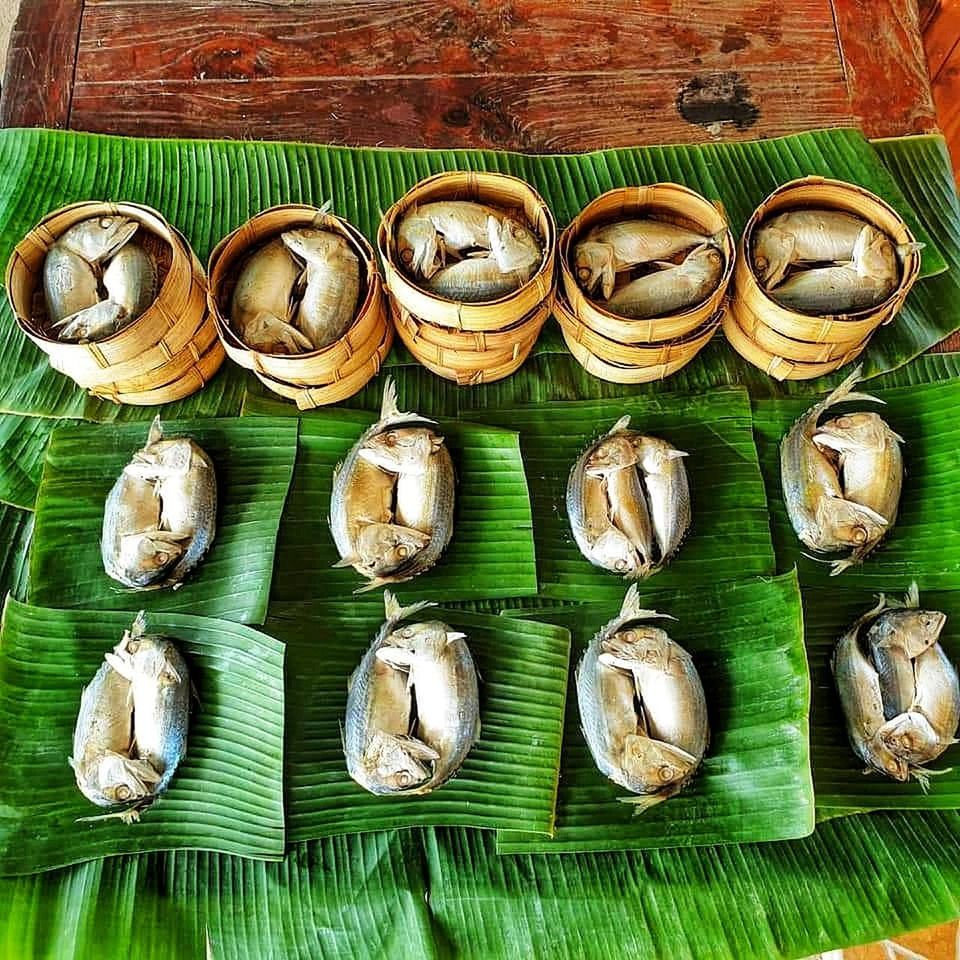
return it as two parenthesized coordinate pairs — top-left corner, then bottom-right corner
(780, 367), (889, 575)
(426, 255), (528, 302)
(282, 229), (360, 350)
(43, 245), (100, 325)
(754, 210), (869, 288)
(397, 201), (505, 279)
(330, 459), (395, 561)
(634, 435), (690, 565)
(55, 299), (128, 343)
(376, 618), (479, 794)
(57, 217), (139, 265)
(604, 245), (723, 319)
(102, 241), (157, 323)
(106, 618), (190, 795)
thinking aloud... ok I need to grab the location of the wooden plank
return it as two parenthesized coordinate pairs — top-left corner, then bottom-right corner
(69, 66), (854, 151)
(76, 0), (844, 82)
(0, 0), (85, 129)
(831, 0), (938, 138)
(923, 0), (960, 80)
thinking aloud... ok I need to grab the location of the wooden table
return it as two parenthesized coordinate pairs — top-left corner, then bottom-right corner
(0, 0), (939, 148)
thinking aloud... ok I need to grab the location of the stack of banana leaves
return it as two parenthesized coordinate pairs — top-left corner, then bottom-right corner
(2, 126), (960, 960)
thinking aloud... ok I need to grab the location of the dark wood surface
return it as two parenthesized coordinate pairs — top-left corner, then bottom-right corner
(1, 0), (940, 148)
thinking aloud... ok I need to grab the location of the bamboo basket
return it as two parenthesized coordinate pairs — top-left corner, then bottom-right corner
(6, 200), (222, 405)
(721, 309), (864, 381)
(558, 184), (735, 343)
(207, 204), (388, 407)
(727, 176), (922, 376)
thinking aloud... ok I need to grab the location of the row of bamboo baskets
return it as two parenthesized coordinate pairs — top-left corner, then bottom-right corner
(5, 173), (923, 408)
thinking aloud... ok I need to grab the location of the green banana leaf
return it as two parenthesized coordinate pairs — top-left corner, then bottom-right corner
(0, 127), (953, 423)
(0, 414), (59, 510)
(481, 386), (775, 602)
(751, 377), (960, 590)
(496, 571), (812, 854)
(0, 599), (285, 875)
(264, 602), (568, 839)
(242, 395), (538, 604)
(804, 585), (960, 811)
(28, 417), (297, 624)
(0, 503), (33, 602)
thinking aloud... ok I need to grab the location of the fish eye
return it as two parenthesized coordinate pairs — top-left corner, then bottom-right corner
(396, 546), (409, 560)
(622, 630), (635, 643)
(921, 614), (933, 626)
(851, 526), (868, 544)
(127, 640), (140, 653)
(400, 248), (413, 264)
(99, 217), (114, 229)
(512, 226), (527, 239)
(397, 772), (411, 787)
(115, 785), (131, 801)
(614, 559), (627, 572)
(836, 416), (852, 428)
(400, 627), (414, 639)
(755, 256), (767, 270)
(384, 431), (397, 447)
(577, 267), (591, 282)
(658, 764), (677, 782)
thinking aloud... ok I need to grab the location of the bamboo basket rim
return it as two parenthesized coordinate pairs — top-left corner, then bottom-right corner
(377, 170), (557, 330)
(207, 202), (383, 369)
(90, 336), (225, 404)
(253, 322), (393, 409)
(734, 306), (869, 363)
(7, 200), (196, 355)
(554, 295), (721, 366)
(560, 323), (708, 384)
(739, 175), (922, 324)
(721, 307), (861, 381)
(408, 342), (534, 386)
(557, 183), (736, 337)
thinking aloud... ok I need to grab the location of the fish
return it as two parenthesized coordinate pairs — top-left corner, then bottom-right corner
(281, 228), (360, 350)
(376, 612), (479, 795)
(105, 613), (190, 797)
(487, 215), (542, 277)
(634, 435), (690, 566)
(70, 659), (161, 809)
(831, 596), (910, 782)
(230, 237), (311, 354)
(397, 201), (505, 279)
(102, 468), (189, 589)
(57, 216), (139, 265)
(102, 242), (157, 324)
(813, 412), (903, 533)
(330, 378), (455, 591)
(754, 210), (871, 289)
(780, 366), (890, 575)
(42, 245), (100, 325)
(769, 225), (899, 314)
(343, 591), (445, 795)
(54, 299), (128, 343)
(575, 220), (719, 300)
(604, 244), (723, 319)
(577, 586), (704, 810)
(425, 253), (527, 302)
(120, 418), (218, 588)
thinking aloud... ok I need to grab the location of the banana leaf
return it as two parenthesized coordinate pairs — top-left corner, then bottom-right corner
(0, 503), (33, 602)
(0, 414), (59, 510)
(751, 377), (960, 590)
(28, 417), (297, 624)
(0, 127), (952, 422)
(265, 603), (569, 839)
(481, 386), (775, 602)
(242, 395), (538, 604)
(804, 586), (960, 811)
(496, 571), (812, 854)
(0, 599), (285, 875)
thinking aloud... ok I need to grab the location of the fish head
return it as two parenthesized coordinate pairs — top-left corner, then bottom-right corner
(362, 731), (437, 792)
(814, 412), (902, 454)
(126, 438), (195, 481)
(59, 216), (139, 265)
(816, 497), (888, 549)
(878, 609), (947, 649)
(281, 228), (348, 266)
(573, 241), (617, 299)
(752, 225), (795, 288)
(354, 523), (431, 576)
(584, 436), (639, 476)
(852, 225), (898, 283)
(358, 427), (443, 475)
(600, 626), (672, 671)
(683, 244), (724, 280)
(621, 735), (698, 791)
(238, 313), (314, 354)
(487, 216), (541, 275)
(76, 751), (160, 806)
(590, 527), (643, 578)
(115, 531), (187, 587)
(379, 620), (464, 664)
(863, 737), (910, 781)
(108, 633), (183, 687)
(54, 300), (127, 342)
(397, 213), (442, 280)
(878, 711), (942, 765)
(634, 437), (688, 476)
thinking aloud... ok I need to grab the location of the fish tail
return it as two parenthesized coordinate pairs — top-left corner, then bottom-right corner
(911, 765), (952, 793)
(382, 589), (435, 625)
(617, 792), (670, 816)
(820, 365), (882, 413)
(147, 415), (163, 446)
(605, 414), (632, 437)
(379, 376), (399, 420)
(617, 583), (676, 622)
(829, 551), (866, 577)
(709, 229), (727, 249)
(904, 581), (920, 610)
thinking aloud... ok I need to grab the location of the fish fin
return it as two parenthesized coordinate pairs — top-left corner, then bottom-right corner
(332, 555), (359, 569)
(375, 646), (415, 670)
(104, 651), (134, 680)
(911, 765), (952, 793)
(353, 577), (399, 595)
(605, 414), (632, 437)
(377, 375), (434, 426)
(617, 583), (676, 623)
(904, 581), (920, 610)
(617, 793), (670, 816)
(709, 229), (727, 249)
(664, 448), (689, 460)
(445, 630), (467, 644)
(598, 652), (638, 673)
(651, 259), (677, 270)
(130, 610), (148, 639)
(896, 241), (924, 259)
(147, 416), (163, 446)
(67, 756), (77, 772)
(338, 720), (346, 755)
(391, 734), (440, 762)
(76, 803), (149, 825)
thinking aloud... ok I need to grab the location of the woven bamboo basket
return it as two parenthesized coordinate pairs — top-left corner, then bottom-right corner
(207, 204), (388, 407)
(727, 176), (921, 376)
(721, 309), (864, 381)
(559, 184), (735, 344)
(6, 200), (222, 404)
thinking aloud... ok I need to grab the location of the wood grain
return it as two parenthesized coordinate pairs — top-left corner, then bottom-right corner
(69, 66), (854, 151)
(76, 0), (843, 82)
(831, 0), (938, 137)
(0, 0), (85, 129)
